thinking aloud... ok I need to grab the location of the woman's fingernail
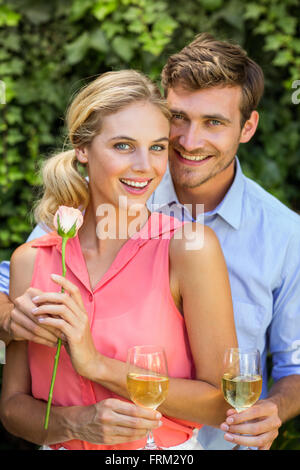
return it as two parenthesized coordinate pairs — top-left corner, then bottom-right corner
(51, 274), (60, 280)
(227, 417), (234, 424)
(32, 296), (40, 302)
(32, 307), (39, 313)
(158, 421), (163, 427)
(224, 433), (234, 441)
(38, 317), (45, 323)
(221, 423), (229, 431)
(156, 413), (162, 419)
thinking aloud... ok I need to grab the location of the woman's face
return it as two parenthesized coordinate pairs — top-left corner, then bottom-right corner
(79, 101), (170, 210)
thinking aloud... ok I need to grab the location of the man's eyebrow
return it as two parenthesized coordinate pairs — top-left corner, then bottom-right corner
(109, 136), (169, 142)
(170, 109), (232, 124)
(202, 114), (232, 124)
(170, 109), (188, 116)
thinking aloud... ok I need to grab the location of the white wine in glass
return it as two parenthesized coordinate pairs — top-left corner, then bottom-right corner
(221, 348), (262, 449)
(127, 345), (169, 450)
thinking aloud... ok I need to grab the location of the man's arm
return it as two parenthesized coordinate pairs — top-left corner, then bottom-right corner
(268, 375), (300, 423)
(0, 291), (13, 345)
(220, 228), (300, 449)
(0, 261), (13, 345)
(0, 224), (50, 346)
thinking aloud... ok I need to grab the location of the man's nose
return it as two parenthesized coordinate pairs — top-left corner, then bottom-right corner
(179, 124), (206, 152)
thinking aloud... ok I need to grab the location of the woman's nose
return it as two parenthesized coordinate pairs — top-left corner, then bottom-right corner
(131, 150), (152, 172)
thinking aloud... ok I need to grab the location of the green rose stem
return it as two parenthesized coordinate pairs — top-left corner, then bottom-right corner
(44, 236), (68, 430)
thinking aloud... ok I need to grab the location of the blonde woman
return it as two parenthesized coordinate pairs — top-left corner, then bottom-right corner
(0, 70), (237, 450)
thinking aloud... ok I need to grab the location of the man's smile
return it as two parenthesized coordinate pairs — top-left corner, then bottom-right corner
(173, 147), (214, 165)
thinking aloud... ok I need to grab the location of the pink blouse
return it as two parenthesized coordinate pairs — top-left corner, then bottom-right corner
(28, 212), (202, 449)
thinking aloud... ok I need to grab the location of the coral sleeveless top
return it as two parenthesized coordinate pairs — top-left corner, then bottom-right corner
(28, 212), (202, 450)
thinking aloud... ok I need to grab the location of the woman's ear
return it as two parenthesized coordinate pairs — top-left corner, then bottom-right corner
(75, 147), (88, 164)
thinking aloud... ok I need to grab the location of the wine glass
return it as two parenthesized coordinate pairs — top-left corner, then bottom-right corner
(221, 348), (262, 450)
(126, 345), (169, 450)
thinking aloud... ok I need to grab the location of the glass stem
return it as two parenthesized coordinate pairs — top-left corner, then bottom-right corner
(145, 430), (157, 450)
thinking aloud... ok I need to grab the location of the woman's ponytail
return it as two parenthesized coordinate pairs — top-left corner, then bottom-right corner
(34, 149), (89, 230)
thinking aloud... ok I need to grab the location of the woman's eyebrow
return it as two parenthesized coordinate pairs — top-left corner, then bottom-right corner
(109, 136), (169, 142)
(109, 136), (136, 141)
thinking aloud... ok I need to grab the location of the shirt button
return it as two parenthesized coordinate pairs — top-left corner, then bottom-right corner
(89, 293), (93, 302)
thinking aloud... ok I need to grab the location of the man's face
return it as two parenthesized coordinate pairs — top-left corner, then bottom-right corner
(167, 86), (246, 189)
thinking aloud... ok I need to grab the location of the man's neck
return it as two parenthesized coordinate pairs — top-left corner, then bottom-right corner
(173, 160), (236, 218)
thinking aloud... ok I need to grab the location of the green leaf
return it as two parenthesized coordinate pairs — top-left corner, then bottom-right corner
(273, 49), (294, 67)
(277, 16), (297, 35)
(198, 0), (223, 12)
(0, 6), (21, 27)
(112, 36), (135, 62)
(89, 29), (109, 53)
(69, 0), (94, 21)
(264, 34), (288, 51)
(92, 0), (118, 21)
(65, 32), (90, 65)
(244, 3), (266, 20)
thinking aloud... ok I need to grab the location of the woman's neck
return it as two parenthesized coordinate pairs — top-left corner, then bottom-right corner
(78, 199), (150, 255)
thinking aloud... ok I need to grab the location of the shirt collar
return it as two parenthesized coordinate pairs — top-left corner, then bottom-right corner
(148, 156), (245, 230)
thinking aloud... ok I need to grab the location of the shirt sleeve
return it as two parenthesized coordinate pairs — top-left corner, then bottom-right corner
(269, 229), (300, 382)
(26, 224), (48, 242)
(0, 225), (47, 295)
(0, 261), (10, 295)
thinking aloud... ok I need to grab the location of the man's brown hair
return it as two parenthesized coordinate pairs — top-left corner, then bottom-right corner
(161, 33), (264, 127)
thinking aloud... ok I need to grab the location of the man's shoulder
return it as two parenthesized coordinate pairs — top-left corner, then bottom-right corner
(243, 175), (300, 233)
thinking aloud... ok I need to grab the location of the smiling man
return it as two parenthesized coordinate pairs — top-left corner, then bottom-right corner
(147, 33), (300, 450)
(1, 33), (300, 451)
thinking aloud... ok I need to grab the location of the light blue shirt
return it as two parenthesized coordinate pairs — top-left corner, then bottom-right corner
(1, 157), (300, 449)
(148, 157), (300, 449)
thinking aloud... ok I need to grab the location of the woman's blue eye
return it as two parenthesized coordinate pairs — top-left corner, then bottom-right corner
(151, 144), (165, 151)
(114, 143), (130, 150)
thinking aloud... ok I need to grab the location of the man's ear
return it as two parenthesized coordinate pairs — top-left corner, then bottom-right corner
(75, 147), (88, 163)
(239, 111), (259, 143)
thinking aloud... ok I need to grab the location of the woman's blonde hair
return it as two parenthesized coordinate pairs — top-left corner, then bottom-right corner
(34, 70), (171, 230)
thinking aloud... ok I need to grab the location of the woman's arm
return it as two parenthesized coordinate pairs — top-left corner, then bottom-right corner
(34, 224), (237, 426)
(0, 243), (70, 445)
(100, 224), (237, 425)
(0, 244), (161, 446)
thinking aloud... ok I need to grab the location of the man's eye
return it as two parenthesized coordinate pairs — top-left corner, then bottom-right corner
(172, 114), (185, 120)
(209, 120), (222, 126)
(114, 143), (131, 150)
(151, 144), (166, 151)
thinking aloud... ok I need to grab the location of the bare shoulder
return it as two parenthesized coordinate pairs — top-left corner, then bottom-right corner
(170, 222), (223, 266)
(10, 241), (38, 300)
(10, 240), (38, 269)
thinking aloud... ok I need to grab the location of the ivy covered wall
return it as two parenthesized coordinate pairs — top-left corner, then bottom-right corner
(1, 0), (299, 260)
(0, 0), (300, 449)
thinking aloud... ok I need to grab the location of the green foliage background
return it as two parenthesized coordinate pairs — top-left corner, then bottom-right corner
(0, 0), (300, 450)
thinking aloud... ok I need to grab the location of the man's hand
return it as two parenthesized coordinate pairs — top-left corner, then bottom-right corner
(74, 398), (162, 446)
(10, 287), (61, 347)
(0, 292), (14, 345)
(220, 399), (281, 450)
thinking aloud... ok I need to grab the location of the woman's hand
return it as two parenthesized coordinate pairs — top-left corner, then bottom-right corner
(31, 274), (99, 379)
(76, 398), (163, 446)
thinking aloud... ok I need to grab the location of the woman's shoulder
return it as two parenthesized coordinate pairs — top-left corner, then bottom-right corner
(10, 240), (39, 271)
(170, 222), (221, 263)
(10, 241), (40, 300)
